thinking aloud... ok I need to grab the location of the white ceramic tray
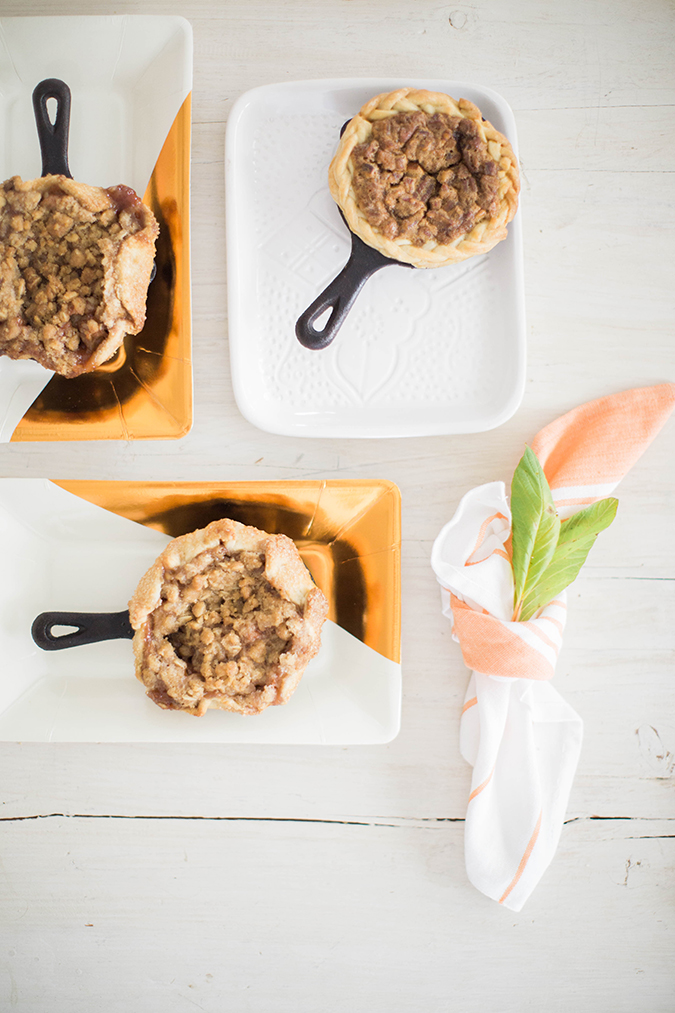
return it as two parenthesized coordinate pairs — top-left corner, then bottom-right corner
(226, 78), (526, 438)
(0, 15), (193, 441)
(0, 480), (401, 744)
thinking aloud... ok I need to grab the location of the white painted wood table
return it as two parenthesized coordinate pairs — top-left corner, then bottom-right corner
(1, 1), (673, 1009)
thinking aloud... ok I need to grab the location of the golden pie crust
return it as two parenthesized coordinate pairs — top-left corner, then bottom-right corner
(328, 88), (520, 268)
(129, 518), (329, 717)
(0, 174), (158, 377)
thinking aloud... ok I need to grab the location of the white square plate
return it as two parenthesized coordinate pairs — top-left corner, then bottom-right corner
(226, 78), (526, 438)
(0, 480), (401, 744)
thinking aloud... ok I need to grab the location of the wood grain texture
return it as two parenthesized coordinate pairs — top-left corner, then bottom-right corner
(1, 817), (673, 1012)
(0, 0), (673, 1009)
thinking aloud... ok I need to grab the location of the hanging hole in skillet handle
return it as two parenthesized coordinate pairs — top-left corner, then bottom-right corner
(31, 610), (134, 651)
(32, 78), (73, 178)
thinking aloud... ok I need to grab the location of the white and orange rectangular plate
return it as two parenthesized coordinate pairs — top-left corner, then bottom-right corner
(0, 478), (401, 743)
(0, 15), (193, 441)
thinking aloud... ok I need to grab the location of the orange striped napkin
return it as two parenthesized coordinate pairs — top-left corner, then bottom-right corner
(431, 383), (675, 910)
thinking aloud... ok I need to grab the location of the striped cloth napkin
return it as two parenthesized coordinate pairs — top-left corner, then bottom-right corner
(431, 383), (675, 910)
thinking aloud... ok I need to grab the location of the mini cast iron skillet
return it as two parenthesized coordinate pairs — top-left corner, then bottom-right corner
(295, 121), (414, 351)
(295, 112), (493, 351)
(32, 610), (134, 651)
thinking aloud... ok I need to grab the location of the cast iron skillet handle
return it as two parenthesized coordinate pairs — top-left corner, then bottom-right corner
(31, 610), (134, 651)
(295, 236), (391, 350)
(32, 78), (72, 178)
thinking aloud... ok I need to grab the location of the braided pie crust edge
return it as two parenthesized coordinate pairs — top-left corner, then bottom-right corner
(328, 88), (520, 268)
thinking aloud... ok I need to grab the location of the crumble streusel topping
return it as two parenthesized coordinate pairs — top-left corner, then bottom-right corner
(0, 175), (157, 377)
(351, 111), (501, 247)
(142, 546), (307, 712)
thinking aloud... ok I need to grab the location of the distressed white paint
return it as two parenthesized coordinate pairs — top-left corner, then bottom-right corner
(0, 0), (673, 1010)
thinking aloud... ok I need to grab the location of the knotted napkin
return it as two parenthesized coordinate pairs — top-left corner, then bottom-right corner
(431, 383), (675, 910)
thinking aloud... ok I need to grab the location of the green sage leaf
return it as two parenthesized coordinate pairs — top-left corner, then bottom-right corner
(511, 446), (560, 620)
(518, 497), (618, 621)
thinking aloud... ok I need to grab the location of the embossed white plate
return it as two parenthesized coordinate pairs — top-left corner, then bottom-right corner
(225, 78), (525, 438)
